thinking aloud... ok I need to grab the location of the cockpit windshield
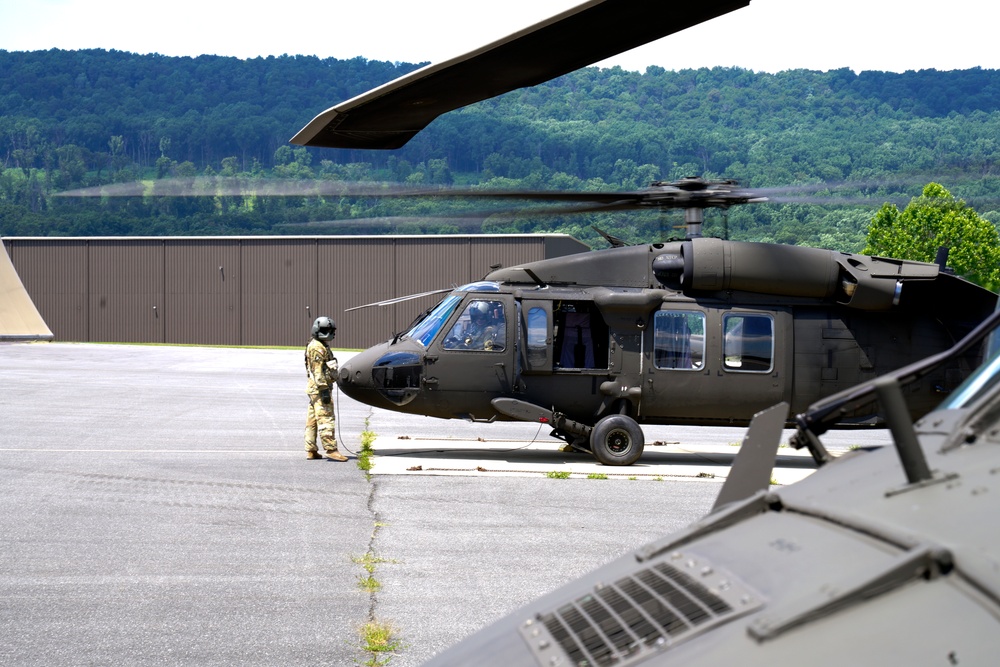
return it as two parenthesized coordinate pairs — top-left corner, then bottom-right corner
(406, 294), (462, 348)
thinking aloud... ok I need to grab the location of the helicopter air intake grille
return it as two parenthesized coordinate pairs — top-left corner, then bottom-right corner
(519, 552), (763, 666)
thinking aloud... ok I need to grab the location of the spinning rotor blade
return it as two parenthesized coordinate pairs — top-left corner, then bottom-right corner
(56, 175), (947, 248)
(58, 176), (922, 221)
(54, 178), (456, 198)
(290, 0), (750, 150)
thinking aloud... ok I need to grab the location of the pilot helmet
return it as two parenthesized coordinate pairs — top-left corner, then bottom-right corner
(470, 301), (490, 323)
(312, 316), (337, 341)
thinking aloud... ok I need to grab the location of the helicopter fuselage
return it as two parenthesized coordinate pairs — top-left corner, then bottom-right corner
(337, 239), (995, 464)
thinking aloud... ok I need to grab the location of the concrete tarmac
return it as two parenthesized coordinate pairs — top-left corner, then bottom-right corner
(0, 342), (889, 666)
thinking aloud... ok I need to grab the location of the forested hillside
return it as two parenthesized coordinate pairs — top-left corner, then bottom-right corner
(3, 48), (1000, 249)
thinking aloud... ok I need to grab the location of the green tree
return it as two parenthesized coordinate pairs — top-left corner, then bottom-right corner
(863, 183), (1000, 291)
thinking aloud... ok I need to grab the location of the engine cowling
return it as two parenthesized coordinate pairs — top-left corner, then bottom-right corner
(652, 237), (940, 311)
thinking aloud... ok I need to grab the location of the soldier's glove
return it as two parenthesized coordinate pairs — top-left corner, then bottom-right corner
(319, 388), (332, 404)
(326, 357), (339, 373)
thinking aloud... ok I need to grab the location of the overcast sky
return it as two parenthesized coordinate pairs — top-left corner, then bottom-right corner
(2, 0), (997, 74)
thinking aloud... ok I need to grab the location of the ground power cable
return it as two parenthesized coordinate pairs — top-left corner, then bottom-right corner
(333, 382), (359, 457)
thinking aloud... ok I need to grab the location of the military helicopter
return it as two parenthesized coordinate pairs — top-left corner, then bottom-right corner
(333, 184), (994, 465)
(417, 289), (1000, 666)
(292, 0), (998, 465)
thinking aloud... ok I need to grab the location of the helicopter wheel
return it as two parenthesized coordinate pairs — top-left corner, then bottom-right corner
(590, 415), (644, 466)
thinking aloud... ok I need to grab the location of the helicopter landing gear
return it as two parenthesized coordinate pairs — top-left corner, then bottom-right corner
(590, 414), (644, 466)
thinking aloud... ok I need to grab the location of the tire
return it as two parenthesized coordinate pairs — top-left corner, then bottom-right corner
(590, 415), (644, 466)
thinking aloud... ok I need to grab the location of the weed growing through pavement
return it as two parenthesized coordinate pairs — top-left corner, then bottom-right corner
(357, 411), (377, 477)
(352, 553), (399, 575)
(358, 620), (401, 666)
(351, 412), (402, 665)
(357, 574), (382, 593)
(587, 473), (608, 480)
(546, 470), (572, 479)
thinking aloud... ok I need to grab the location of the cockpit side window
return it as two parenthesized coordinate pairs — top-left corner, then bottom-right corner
(442, 300), (507, 352)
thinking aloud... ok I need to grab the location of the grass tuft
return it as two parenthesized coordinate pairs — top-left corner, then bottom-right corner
(358, 620), (401, 666)
(357, 574), (382, 593)
(356, 411), (377, 477)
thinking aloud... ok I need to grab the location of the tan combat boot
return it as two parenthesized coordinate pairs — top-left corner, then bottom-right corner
(326, 450), (348, 462)
(306, 450), (324, 460)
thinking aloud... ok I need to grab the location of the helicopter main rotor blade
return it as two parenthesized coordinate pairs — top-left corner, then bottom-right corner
(290, 0), (750, 150)
(53, 178), (449, 198)
(55, 176), (937, 228)
(55, 177), (763, 210)
(345, 288), (454, 312)
(54, 177), (647, 202)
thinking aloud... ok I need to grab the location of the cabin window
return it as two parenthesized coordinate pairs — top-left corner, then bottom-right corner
(442, 300), (507, 352)
(553, 301), (608, 369)
(526, 306), (548, 368)
(653, 310), (705, 370)
(723, 313), (774, 372)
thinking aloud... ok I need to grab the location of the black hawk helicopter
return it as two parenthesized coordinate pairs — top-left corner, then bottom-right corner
(291, 0), (997, 466)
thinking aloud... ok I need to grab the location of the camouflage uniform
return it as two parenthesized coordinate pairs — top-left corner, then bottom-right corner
(304, 337), (342, 458)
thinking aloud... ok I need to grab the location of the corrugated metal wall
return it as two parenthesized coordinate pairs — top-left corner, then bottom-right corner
(5, 240), (88, 340)
(5, 235), (587, 349)
(89, 239), (165, 343)
(240, 239), (318, 347)
(165, 240), (242, 345)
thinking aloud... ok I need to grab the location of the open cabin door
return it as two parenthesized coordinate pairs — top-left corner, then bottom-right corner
(518, 298), (612, 373)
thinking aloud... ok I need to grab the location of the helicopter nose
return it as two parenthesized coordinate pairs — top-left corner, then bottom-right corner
(338, 347), (423, 407)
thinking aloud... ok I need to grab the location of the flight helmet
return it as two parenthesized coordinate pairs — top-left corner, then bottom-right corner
(312, 316), (337, 342)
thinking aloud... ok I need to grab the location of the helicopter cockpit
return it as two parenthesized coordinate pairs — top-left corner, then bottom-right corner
(339, 281), (515, 413)
(404, 281), (504, 350)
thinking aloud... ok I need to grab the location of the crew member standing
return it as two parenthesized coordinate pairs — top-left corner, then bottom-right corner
(304, 316), (348, 461)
